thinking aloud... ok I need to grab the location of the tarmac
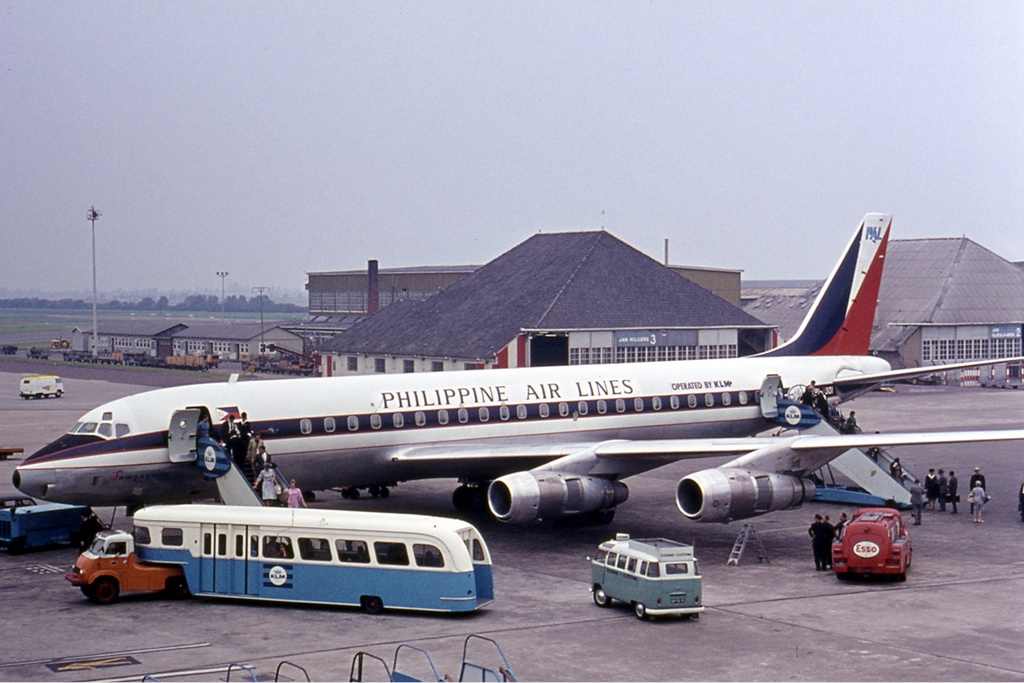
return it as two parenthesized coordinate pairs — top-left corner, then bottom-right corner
(0, 365), (1023, 682)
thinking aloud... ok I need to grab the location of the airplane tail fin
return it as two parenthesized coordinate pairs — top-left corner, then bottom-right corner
(761, 213), (891, 357)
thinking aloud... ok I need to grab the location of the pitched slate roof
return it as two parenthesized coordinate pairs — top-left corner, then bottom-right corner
(743, 238), (1024, 352)
(321, 231), (766, 360)
(872, 238), (1024, 353)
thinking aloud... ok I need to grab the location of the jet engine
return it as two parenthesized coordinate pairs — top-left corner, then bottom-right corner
(676, 467), (816, 523)
(488, 471), (628, 524)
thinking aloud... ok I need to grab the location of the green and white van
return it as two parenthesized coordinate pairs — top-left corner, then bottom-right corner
(590, 533), (704, 620)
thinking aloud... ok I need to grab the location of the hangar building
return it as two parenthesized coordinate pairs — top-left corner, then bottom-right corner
(315, 231), (771, 375)
(744, 237), (1024, 378)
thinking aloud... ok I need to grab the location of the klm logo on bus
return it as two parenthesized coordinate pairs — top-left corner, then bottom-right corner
(264, 564), (293, 588)
(864, 225), (883, 242)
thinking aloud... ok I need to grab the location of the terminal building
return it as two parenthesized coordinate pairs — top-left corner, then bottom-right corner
(72, 320), (304, 361)
(744, 237), (1024, 381)
(315, 231), (772, 375)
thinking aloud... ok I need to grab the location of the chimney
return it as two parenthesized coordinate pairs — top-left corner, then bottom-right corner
(367, 259), (379, 314)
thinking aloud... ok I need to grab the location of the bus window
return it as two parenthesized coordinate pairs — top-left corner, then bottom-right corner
(606, 552), (617, 567)
(472, 538), (486, 562)
(413, 543), (445, 568)
(235, 534), (244, 557)
(595, 550), (608, 564)
(203, 533), (212, 555)
(162, 528), (183, 548)
(134, 526), (151, 545)
(626, 557), (637, 573)
(616, 554), (627, 570)
(665, 562), (689, 575)
(375, 541), (409, 566)
(263, 536), (294, 559)
(250, 535), (259, 557)
(639, 561), (648, 575)
(647, 562), (660, 578)
(217, 533), (227, 556)
(299, 537), (333, 562)
(336, 539), (370, 563)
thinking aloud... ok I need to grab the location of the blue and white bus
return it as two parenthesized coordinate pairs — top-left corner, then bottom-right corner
(132, 505), (493, 613)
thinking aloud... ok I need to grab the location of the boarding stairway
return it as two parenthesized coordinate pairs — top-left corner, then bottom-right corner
(804, 417), (914, 507)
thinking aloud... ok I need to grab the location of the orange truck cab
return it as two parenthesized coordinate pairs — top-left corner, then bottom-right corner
(832, 507), (912, 581)
(65, 530), (189, 604)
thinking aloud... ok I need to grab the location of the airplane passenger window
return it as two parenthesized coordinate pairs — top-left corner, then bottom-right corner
(704, 393), (714, 407)
(413, 543), (446, 568)
(615, 399), (626, 413)
(738, 391), (748, 405)
(516, 405), (528, 420)
(370, 414), (382, 430)
(687, 395), (698, 408)
(161, 528), (183, 546)
(577, 401), (588, 416)
(98, 423), (113, 437)
(438, 410), (449, 425)
(115, 423), (130, 437)
(722, 393), (731, 406)
(670, 396), (680, 409)
(633, 398), (644, 412)
(300, 419), (312, 434)
(597, 400), (607, 414)
(558, 403), (569, 417)
(392, 413), (404, 428)
(336, 539), (370, 563)
(324, 417), (336, 433)
(415, 411), (426, 426)
(499, 406), (510, 421)
(652, 396), (662, 411)
(539, 404), (550, 418)
(347, 416), (359, 431)
(458, 409), (469, 424)
(374, 541), (410, 566)
(478, 407), (489, 422)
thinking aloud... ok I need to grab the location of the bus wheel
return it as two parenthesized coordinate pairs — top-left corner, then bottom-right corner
(361, 595), (384, 615)
(593, 586), (611, 608)
(165, 577), (191, 599)
(80, 585), (96, 600)
(896, 572), (907, 582)
(91, 578), (120, 604)
(634, 602), (648, 620)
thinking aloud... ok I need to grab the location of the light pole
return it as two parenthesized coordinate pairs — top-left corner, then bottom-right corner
(87, 206), (101, 357)
(216, 271), (229, 320)
(252, 286), (270, 355)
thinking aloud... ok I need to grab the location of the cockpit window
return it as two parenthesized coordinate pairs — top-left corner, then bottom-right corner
(115, 423), (130, 437)
(98, 423), (113, 437)
(102, 412), (113, 421)
(77, 422), (98, 434)
(71, 422), (84, 434)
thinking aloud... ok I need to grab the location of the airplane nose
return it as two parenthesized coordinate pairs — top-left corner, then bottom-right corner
(12, 467), (53, 500)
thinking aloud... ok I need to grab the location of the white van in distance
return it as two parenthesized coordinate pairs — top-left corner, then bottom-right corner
(20, 375), (64, 399)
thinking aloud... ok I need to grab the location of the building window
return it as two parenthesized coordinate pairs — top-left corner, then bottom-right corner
(348, 357), (358, 372)
(374, 358), (386, 373)
(403, 360), (415, 373)
(432, 361), (444, 371)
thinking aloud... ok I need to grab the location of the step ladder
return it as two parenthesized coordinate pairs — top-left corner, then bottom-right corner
(726, 524), (769, 565)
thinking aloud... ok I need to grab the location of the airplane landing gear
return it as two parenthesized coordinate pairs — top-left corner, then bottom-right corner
(452, 484), (488, 512)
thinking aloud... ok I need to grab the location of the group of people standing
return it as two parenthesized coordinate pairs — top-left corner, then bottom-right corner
(909, 467), (989, 524)
(807, 512), (849, 571)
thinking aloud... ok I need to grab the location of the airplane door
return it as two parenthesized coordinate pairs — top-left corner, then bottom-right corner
(759, 375), (782, 419)
(168, 409), (200, 463)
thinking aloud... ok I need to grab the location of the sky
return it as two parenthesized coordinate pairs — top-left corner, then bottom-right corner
(2, 2), (1022, 303)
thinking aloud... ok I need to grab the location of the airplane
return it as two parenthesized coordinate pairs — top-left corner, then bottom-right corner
(14, 213), (1024, 524)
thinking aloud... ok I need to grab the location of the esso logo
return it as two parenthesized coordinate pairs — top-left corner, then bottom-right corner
(268, 565), (288, 586)
(784, 405), (803, 426)
(853, 541), (880, 558)
(203, 446), (217, 471)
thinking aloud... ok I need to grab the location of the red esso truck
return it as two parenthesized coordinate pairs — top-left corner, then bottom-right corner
(832, 508), (913, 582)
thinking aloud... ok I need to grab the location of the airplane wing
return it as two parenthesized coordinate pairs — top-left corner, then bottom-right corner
(829, 355), (1024, 400)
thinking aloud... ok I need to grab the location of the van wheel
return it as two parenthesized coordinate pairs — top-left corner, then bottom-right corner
(634, 602), (648, 620)
(91, 578), (120, 604)
(593, 586), (611, 607)
(896, 571), (907, 582)
(361, 595), (384, 614)
(55, 391), (63, 398)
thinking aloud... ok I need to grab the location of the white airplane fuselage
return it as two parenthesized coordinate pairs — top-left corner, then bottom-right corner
(15, 353), (890, 508)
